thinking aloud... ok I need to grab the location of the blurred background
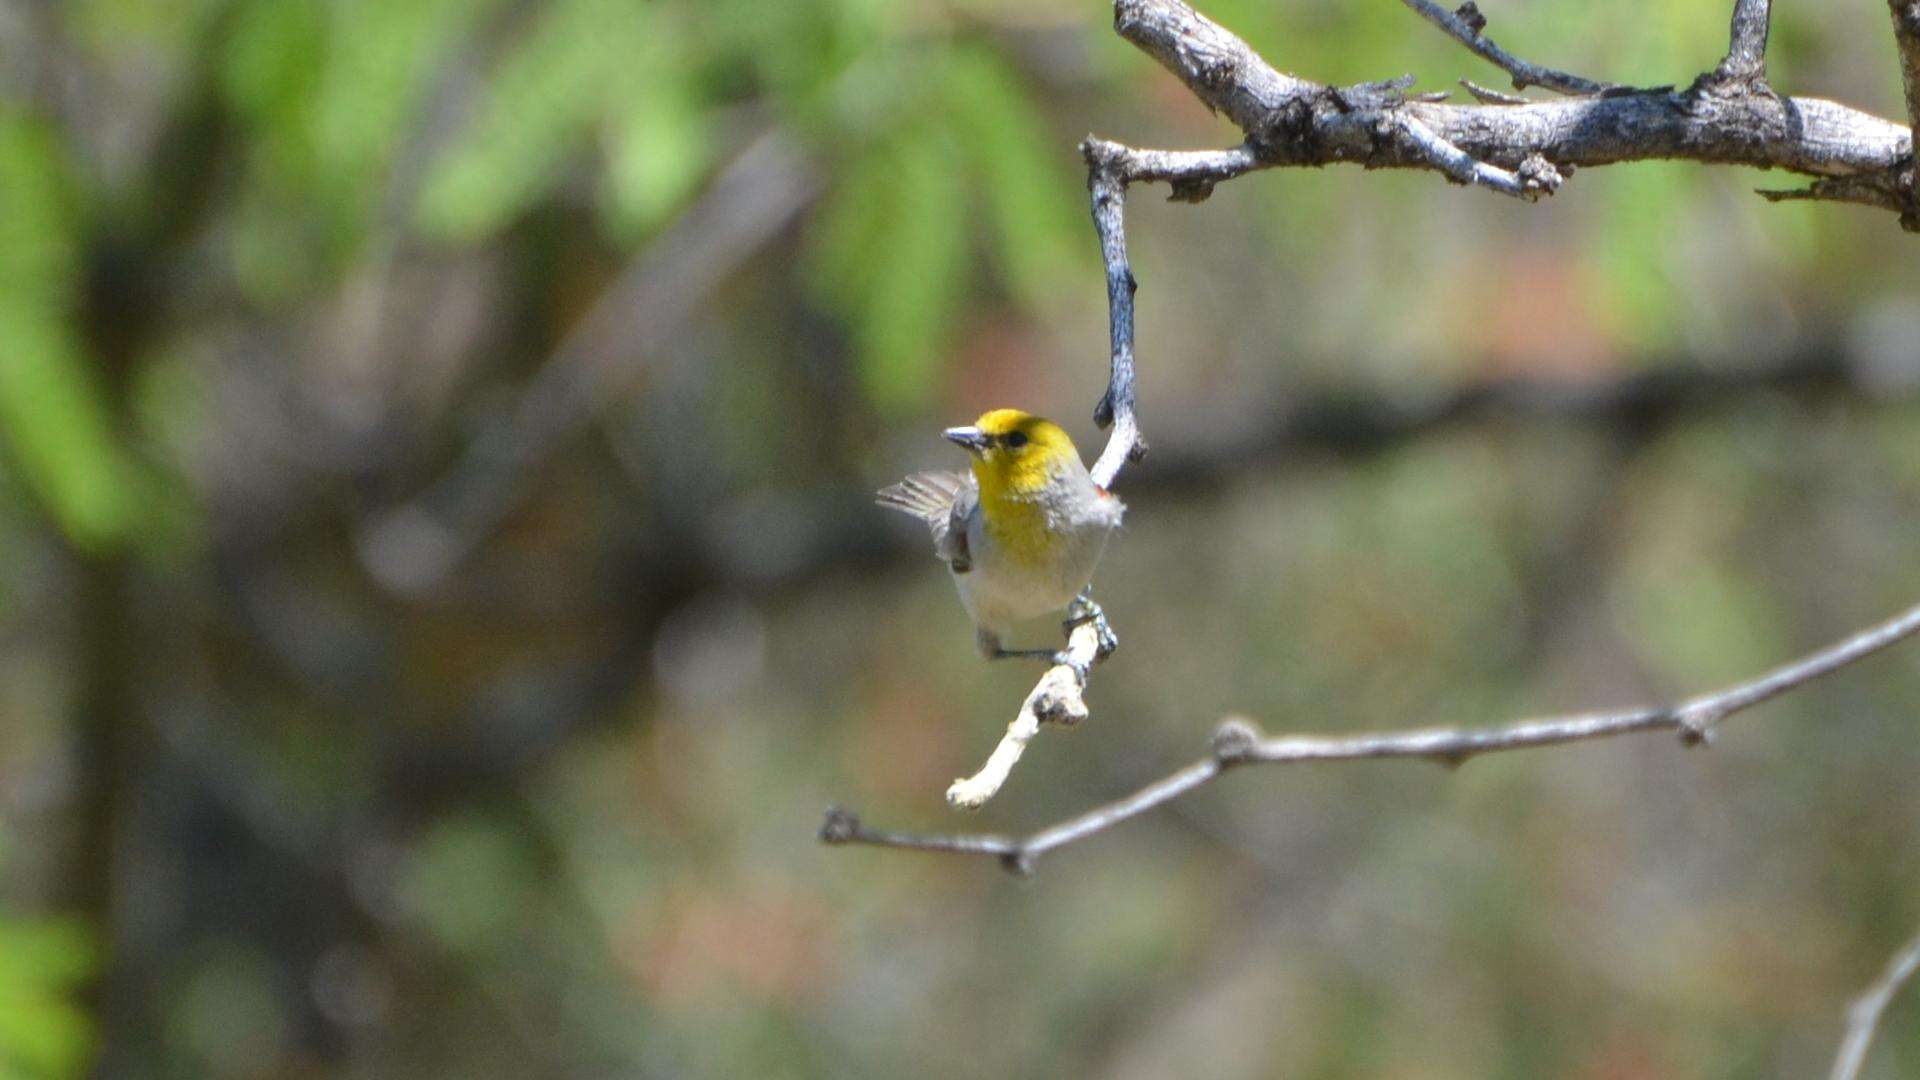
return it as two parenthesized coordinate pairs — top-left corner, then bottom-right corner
(3, 0), (1920, 1076)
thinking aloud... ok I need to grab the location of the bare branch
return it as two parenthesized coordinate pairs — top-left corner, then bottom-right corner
(823, 601), (1920, 872)
(1085, 139), (1261, 196)
(1714, 0), (1772, 82)
(1460, 79), (1529, 106)
(1110, 0), (1912, 218)
(1399, 0), (1613, 96)
(1082, 148), (1147, 490)
(1831, 928), (1920, 1080)
(1389, 112), (1562, 198)
(1889, 1), (1920, 133)
(1079, 138), (1262, 488)
(1887, 0), (1920, 229)
(1759, 176), (1910, 215)
(1112, 0), (1315, 136)
(946, 615), (1114, 810)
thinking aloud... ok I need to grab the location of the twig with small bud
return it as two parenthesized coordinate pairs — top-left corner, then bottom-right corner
(826, 600), (1920, 871)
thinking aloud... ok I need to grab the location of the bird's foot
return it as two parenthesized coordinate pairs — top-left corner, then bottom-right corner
(1063, 591), (1119, 661)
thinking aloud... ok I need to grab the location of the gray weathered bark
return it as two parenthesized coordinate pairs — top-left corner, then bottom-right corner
(1111, 0), (1914, 217)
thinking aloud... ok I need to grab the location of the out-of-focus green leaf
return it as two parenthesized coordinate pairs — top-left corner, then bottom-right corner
(1620, 558), (1786, 685)
(416, 0), (645, 243)
(713, 0), (889, 125)
(0, 917), (96, 1080)
(221, 0), (326, 133)
(0, 119), (77, 305)
(0, 315), (139, 549)
(314, 0), (494, 227)
(167, 946), (289, 1077)
(806, 37), (1082, 406)
(1593, 164), (1686, 354)
(0, 114), (140, 550)
(940, 45), (1083, 309)
(221, 0), (493, 269)
(0, 920), (94, 993)
(67, 0), (223, 61)
(856, 132), (968, 409)
(805, 146), (893, 311)
(220, 0), (330, 300)
(809, 128), (969, 410)
(398, 814), (541, 955)
(603, 34), (709, 242)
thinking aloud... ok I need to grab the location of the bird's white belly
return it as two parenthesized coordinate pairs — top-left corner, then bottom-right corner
(952, 517), (1113, 634)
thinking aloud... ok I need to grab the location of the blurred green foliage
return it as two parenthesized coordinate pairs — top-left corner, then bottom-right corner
(0, 114), (140, 550)
(0, 917), (95, 1080)
(0, 0), (1095, 558)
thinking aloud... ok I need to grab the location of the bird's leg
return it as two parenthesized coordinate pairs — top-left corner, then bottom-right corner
(978, 628), (1059, 666)
(1063, 589), (1118, 661)
(980, 594), (1118, 681)
(985, 642), (1086, 683)
(989, 648), (1065, 664)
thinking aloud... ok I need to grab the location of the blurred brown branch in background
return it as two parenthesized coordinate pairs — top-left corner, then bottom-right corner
(356, 132), (822, 592)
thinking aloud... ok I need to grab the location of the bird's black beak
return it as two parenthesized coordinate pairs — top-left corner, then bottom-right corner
(942, 425), (990, 455)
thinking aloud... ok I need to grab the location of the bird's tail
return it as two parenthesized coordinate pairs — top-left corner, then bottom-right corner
(875, 471), (967, 523)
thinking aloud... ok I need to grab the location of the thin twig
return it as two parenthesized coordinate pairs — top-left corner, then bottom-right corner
(1894, 1), (1920, 132)
(823, 601), (1920, 873)
(1460, 79), (1529, 105)
(946, 616), (1113, 810)
(1759, 177), (1909, 216)
(1831, 928), (1920, 1080)
(1389, 112), (1562, 199)
(1714, 0), (1772, 82)
(1082, 142), (1149, 490)
(1399, 0), (1613, 95)
(1887, 0), (1920, 229)
(1089, 140), (1262, 195)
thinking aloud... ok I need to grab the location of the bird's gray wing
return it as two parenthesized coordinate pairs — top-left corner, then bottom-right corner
(938, 482), (976, 573)
(875, 470), (975, 572)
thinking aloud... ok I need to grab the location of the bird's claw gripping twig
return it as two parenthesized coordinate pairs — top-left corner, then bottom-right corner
(1064, 590), (1119, 662)
(943, 592), (1121, 809)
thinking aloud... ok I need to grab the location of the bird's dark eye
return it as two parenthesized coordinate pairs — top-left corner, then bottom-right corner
(1005, 431), (1029, 449)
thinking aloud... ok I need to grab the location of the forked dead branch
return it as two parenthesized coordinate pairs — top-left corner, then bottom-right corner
(827, 0), (1920, 1067)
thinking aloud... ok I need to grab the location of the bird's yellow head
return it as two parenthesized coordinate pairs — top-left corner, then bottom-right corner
(943, 408), (1081, 501)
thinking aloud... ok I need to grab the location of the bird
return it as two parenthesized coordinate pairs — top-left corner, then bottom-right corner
(877, 408), (1124, 668)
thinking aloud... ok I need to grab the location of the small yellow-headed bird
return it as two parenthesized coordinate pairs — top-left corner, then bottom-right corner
(878, 408), (1124, 665)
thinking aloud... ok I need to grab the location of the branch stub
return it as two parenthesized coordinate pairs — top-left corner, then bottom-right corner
(1210, 717), (1263, 765)
(819, 806), (861, 844)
